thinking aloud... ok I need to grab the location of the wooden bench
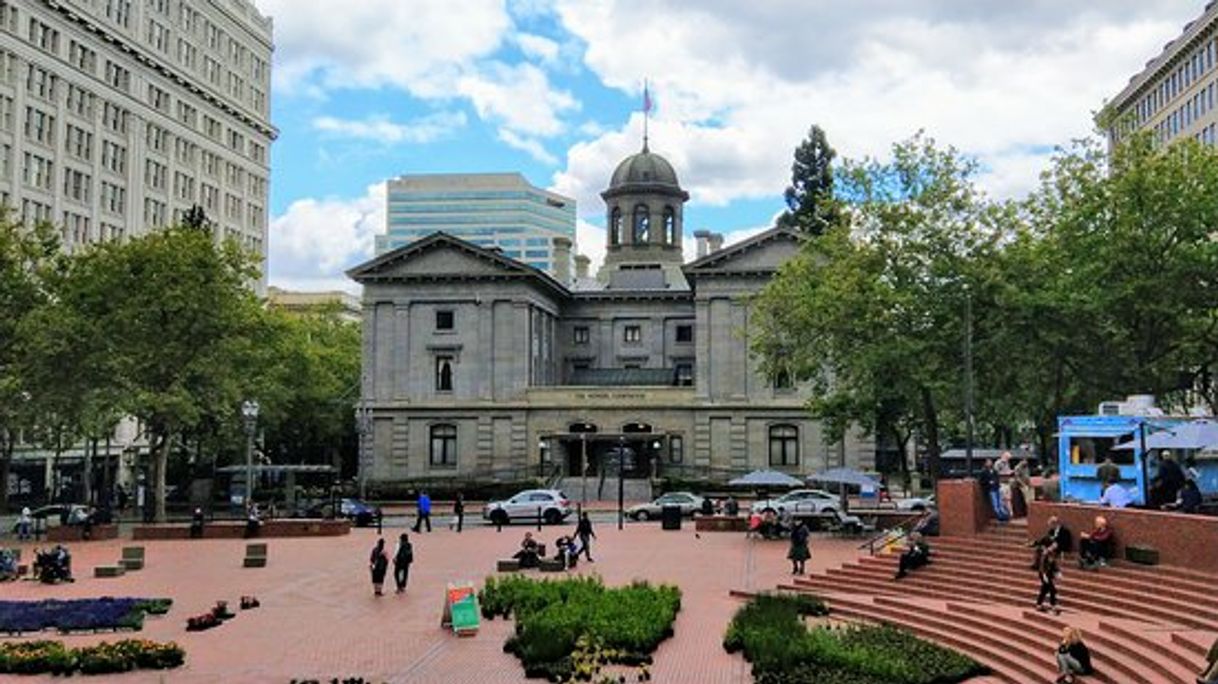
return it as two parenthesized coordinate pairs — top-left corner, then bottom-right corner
(119, 546), (145, 571)
(243, 543), (268, 568)
(94, 564), (126, 578)
(496, 559), (520, 572)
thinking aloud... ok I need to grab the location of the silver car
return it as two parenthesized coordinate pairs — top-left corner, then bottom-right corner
(626, 492), (705, 521)
(483, 489), (573, 526)
(750, 489), (838, 515)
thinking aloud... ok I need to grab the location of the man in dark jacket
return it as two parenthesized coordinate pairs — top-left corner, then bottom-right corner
(1157, 452), (1186, 503)
(1030, 515), (1071, 568)
(979, 460), (1008, 522)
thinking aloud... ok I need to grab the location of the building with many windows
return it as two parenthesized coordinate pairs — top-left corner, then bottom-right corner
(1106, 1), (1218, 147)
(376, 173), (576, 276)
(0, 0), (274, 270)
(349, 146), (873, 495)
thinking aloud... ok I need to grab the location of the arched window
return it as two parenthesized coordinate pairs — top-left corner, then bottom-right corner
(435, 356), (453, 392)
(663, 207), (676, 244)
(610, 207), (622, 245)
(633, 204), (650, 243)
(430, 424), (457, 467)
(769, 424), (799, 466)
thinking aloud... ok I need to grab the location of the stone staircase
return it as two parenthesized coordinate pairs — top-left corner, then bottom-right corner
(744, 522), (1216, 684)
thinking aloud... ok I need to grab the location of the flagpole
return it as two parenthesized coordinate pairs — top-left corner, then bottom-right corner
(643, 79), (650, 151)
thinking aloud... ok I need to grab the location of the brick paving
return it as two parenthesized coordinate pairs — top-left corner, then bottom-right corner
(2, 522), (907, 683)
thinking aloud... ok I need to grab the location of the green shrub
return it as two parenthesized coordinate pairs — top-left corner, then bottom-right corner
(479, 575), (680, 681)
(0, 639), (183, 676)
(724, 594), (987, 684)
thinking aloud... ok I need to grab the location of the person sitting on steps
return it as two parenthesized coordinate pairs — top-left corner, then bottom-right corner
(1055, 626), (1093, 684)
(1078, 515), (1113, 570)
(894, 532), (930, 580)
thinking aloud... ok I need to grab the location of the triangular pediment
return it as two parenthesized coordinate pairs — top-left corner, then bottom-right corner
(347, 232), (565, 292)
(683, 227), (802, 275)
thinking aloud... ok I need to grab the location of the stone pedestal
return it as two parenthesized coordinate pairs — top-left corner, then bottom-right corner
(936, 478), (989, 537)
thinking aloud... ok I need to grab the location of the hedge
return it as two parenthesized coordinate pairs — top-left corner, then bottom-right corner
(479, 575), (680, 681)
(0, 639), (184, 676)
(724, 593), (988, 684)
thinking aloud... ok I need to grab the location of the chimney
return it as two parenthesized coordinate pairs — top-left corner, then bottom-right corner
(694, 230), (712, 259)
(708, 232), (724, 253)
(552, 236), (572, 284)
(574, 254), (590, 280)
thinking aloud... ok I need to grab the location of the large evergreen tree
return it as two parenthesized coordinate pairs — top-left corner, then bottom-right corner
(777, 124), (838, 235)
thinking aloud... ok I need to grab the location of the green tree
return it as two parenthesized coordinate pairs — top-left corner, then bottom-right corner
(0, 212), (63, 509)
(754, 133), (1000, 482)
(63, 224), (262, 520)
(777, 124), (839, 235)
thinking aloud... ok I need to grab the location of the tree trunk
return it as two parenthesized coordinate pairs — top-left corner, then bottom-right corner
(921, 387), (941, 483)
(0, 430), (11, 512)
(83, 437), (95, 506)
(152, 431), (170, 522)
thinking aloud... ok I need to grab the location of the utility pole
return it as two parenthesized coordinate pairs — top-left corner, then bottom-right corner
(580, 432), (588, 505)
(617, 436), (626, 531)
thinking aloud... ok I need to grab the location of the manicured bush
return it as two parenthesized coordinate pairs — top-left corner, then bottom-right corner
(479, 575), (680, 681)
(724, 593), (987, 684)
(0, 598), (173, 634)
(0, 638), (182, 676)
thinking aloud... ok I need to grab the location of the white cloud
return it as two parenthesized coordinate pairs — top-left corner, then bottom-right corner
(457, 61), (578, 137)
(498, 129), (558, 165)
(267, 183), (385, 293)
(312, 112), (468, 145)
(551, 0), (1201, 204)
(517, 33), (560, 63)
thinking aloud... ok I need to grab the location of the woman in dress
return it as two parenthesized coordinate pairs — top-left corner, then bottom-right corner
(787, 519), (811, 575)
(369, 538), (389, 596)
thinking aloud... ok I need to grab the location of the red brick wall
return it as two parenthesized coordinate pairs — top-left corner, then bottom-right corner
(937, 479), (991, 537)
(132, 519), (350, 540)
(46, 524), (118, 542)
(1028, 501), (1218, 571)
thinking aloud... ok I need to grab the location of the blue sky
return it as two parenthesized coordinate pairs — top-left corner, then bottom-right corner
(254, 0), (1203, 292)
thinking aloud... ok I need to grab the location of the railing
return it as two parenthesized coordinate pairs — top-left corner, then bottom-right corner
(859, 510), (930, 556)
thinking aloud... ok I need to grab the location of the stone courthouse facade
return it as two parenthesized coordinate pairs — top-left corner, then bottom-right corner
(348, 145), (874, 489)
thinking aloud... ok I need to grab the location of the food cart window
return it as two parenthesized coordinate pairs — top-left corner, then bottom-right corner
(1068, 436), (1134, 466)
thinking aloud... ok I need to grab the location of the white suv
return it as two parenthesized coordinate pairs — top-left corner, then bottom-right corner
(751, 489), (839, 516)
(483, 489), (573, 526)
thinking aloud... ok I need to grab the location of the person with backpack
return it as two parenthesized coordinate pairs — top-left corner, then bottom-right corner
(393, 533), (413, 594)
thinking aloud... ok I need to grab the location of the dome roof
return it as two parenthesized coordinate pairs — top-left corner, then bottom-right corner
(608, 147), (682, 190)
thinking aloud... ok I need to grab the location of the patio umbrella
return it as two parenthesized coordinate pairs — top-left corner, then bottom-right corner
(727, 469), (804, 488)
(1113, 421), (1218, 451)
(808, 467), (882, 489)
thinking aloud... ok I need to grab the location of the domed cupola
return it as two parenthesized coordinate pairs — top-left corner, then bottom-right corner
(599, 144), (689, 277)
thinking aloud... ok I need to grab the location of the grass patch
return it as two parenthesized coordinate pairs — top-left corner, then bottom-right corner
(479, 575), (680, 681)
(724, 593), (988, 684)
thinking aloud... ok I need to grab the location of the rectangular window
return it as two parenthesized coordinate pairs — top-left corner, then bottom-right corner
(23, 106), (54, 146)
(669, 435), (684, 464)
(25, 64), (56, 101)
(435, 356), (454, 392)
(769, 425), (799, 466)
(623, 325), (642, 343)
(101, 140), (127, 174)
(435, 310), (454, 331)
(573, 326), (589, 344)
(68, 40), (96, 73)
(27, 17), (59, 54)
(102, 102), (129, 134)
(429, 424), (457, 467)
(62, 167), (91, 203)
(101, 181), (126, 214)
(675, 324), (693, 343)
(104, 60), (130, 91)
(675, 362), (694, 387)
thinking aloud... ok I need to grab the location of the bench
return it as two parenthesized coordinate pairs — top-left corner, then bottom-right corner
(539, 558), (566, 573)
(243, 543), (268, 568)
(119, 546), (145, 571)
(496, 559), (521, 572)
(94, 564), (126, 578)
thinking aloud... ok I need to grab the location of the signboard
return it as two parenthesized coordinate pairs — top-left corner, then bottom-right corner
(441, 583), (480, 636)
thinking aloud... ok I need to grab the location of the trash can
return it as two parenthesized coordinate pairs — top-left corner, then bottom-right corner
(661, 505), (682, 531)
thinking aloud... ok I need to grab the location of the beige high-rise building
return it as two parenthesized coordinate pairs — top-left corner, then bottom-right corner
(0, 0), (274, 273)
(1106, 2), (1218, 147)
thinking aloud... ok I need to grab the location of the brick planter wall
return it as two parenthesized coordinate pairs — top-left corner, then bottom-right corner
(132, 519), (351, 540)
(694, 516), (749, 532)
(937, 479), (991, 537)
(46, 524), (119, 542)
(1027, 501), (1218, 571)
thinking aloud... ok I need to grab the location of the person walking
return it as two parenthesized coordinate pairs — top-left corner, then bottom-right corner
(412, 491), (432, 533)
(787, 519), (811, 575)
(1035, 543), (1061, 614)
(392, 533), (413, 594)
(452, 493), (465, 533)
(369, 538), (389, 597)
(575, 512), (596, 562)
(17, 507), (31, 541)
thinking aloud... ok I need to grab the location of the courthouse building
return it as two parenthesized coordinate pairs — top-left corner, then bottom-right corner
(349, 144), (873, 491)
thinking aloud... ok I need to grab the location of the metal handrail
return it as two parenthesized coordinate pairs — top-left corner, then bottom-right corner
(859, 510), (929, 555)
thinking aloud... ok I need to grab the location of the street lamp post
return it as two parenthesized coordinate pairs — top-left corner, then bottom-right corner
(355, 404), (372, 500)
(964, 286), (976, 479)
(580, 432), (588, 504)
(241, 400), (259, 506)
(617, 435), (626, 531)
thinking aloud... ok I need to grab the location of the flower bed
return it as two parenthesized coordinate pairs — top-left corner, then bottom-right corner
(0, 639), (184, 676)
(479, 575), (681, 681)
(0, 598), (172, 635)
(723, 594), (988, 684)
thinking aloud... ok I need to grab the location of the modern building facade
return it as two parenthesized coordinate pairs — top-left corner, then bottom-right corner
(376, 173), (576, 276)
(349, 146), (873, 493)
(1106, 1), (1218, 147)
(0, 0), (274, 266)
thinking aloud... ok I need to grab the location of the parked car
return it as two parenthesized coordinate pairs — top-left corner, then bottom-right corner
(305, 498), (380, 526)
(896, 494), (936, 511)
(482, 489), (572, 526)
(11, 504), (94, 533)
(750, 489), (838, 516)
(626, 492), (705, 521)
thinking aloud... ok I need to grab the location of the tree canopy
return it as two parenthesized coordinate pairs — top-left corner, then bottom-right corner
(777, 124), (839, 235)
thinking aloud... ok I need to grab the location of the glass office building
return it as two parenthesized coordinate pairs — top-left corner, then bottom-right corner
(377, 173), (577, 274)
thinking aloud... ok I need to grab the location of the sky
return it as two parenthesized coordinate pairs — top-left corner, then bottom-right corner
(255, 0), (1204, 293)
